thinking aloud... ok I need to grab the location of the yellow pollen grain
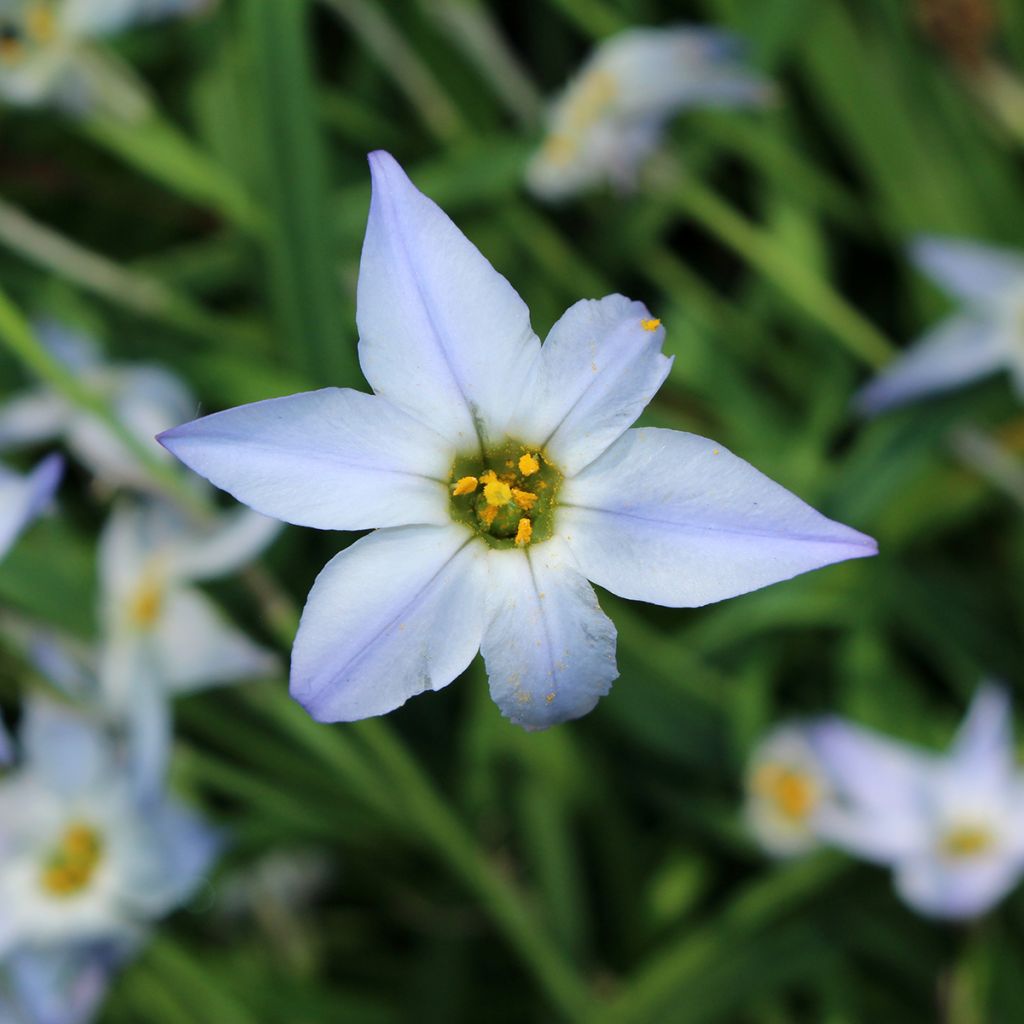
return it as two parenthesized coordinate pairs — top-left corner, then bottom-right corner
(512, 488), (537, 511)
(515, 518), (533, 546)
(483, 479), (513, 507)
(518, 453), (540, 476)
(479, 505), (498, 528)
(452, 476), (478, 496)
(26, 5), (57, 42)
(641, 318), (661, 332)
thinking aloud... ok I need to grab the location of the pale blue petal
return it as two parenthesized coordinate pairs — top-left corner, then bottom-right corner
(357, 151), (541, 449)
(0, 390), (69, 449)
(159, 389), (451, 531)
(508, 295), (671, 476)
(167, 508), (281, 583)
(911, 236), (1024, 305)
(5, 945), (118, 1024)
(855, 315), (1007, 415)
(894, 853), (1023, 920)
(949, 683), (1014, 784)
(154, 586), (278, 693)
(21, 696), (109, 797)
(0, 453), (63, 562)
(559, 428), (876, 608)
(480, 538), (618, 730)
(291, 524), (488, 722)
(808, 717), (935, 817)
(0, 713), (10, 766)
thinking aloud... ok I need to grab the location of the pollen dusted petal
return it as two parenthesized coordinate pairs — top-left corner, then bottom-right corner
(518, 453), (540, 476)
(452, 476), (478, 496)
(514, 518), (532, 546)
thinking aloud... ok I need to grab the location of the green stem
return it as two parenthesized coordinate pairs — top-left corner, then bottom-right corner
(0, 287), (206, 515)
(0, 197), (264, 350)
(357, 718), (599, 1021)
(655, 170), (895, 369)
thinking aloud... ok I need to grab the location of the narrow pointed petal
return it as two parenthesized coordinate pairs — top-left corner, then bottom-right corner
(509, 295), (671, 475)
(895, 855), (1023, 920)
(911, 236), (1024, 304)
(0, 454), (63, 561)
(155, 586), (278, 693)
(808, 717), (934, 815)
(21, 696), (108, 796)
(560, 428), (875, 608)
(856, 315), (1006, 415)
(170, 507), (281, 582)
(159, 389), (452, 531)
(480, 538), (618, 730)
(357, 151), (540, 448)
(815, 806), (927, 865)
(950, 684), (1014, 783)
(291, 525), (488, 722)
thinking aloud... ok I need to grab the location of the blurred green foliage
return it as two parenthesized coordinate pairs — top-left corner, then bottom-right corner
(2, 0), (1024, 1021)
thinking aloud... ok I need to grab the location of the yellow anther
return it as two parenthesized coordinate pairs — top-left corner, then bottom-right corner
(753, 764), (816, 822)
(518, 453), (540, 476)
(512, 488), (537, 511)
(40, 822), (103, 898)
(128, 578), (164, 628)
(480, 470), (497, 485)
(641, 318), (661, 332)
(479, 505), (498, 528)
(26, 5), (57, 42)
(483, 479), (513, 508)
(515, 518), (533, 546)
(940, 825), (993, 859)
(452, 476), (478, 496)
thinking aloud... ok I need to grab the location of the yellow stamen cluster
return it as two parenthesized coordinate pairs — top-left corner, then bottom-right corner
(752, 763), (817, 822)
(129, 578), (164, 628)
(40, 823), (103, 898)
(481, 472), (513, 508)
(939, 824), (994, 859)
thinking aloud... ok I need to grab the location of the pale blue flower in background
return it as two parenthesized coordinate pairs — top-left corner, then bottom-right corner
(526, 26), (773, 201)
(809, 686), (1024, 920)
(0, 322), (193, 495)
(97, 500), (278, 777)
(857, 238), (1024, 414)
(0, 695), (219, 959)
(0, 0), (213, 110)
(0, 453), (63, 563)
(745, 723), (832, 858)
(160, 151), (876, 731)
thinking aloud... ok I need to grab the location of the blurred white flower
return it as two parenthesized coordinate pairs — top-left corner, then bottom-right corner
(0, 695), (219, 956)
(0, 452), (63, 563)
(809, 686), (1024, 921)
(857, 237), (1024, 413)
(0, 0), (214, 110)
(98, 500), (280, 728)
(745, 724), (832, 857)
(526, 26), (772, 201)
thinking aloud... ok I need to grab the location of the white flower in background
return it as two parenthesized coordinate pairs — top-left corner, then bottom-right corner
(0, 695), (219, 958)
(526, 26), (772, 201)
(0, 322), (193, 495)
(159, 151), (875, 731)
(0, 0), (213, 109)
(857, 238), (1024, 414)
(98, 500), (279, 723)
(0, 452), (62, 563)
(809, 686), (1024, 920)
(745, 724), (832, 857)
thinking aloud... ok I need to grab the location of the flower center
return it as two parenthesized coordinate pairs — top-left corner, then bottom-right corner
(0, 22), (24, 61)
(39, 822), (104, 898)
(128, 576), (165, 628)
(449, 441), (562, 549)
(752, 763), (818, 822)
(939, 823), (994, 859)
(25, 3), (56, 43)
